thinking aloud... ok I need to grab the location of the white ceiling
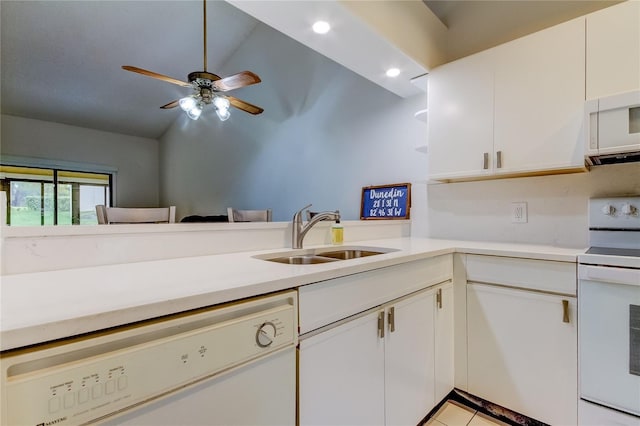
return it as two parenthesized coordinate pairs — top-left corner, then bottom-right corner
(1, 1), (619, 141)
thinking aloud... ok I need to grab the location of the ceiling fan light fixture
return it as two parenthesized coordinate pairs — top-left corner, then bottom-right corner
(179, 96), (197, 112)
(213, 96), (230, 110)
(216, 108), (231, 122)
(212, 95), (231, 121)
(186, 103), (203, 120)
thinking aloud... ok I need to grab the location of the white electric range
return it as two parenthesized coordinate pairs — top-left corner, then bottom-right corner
(578, 196), (640, 426)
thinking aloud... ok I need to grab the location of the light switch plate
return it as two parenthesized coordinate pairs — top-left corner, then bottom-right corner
(511, 202), (528, 223)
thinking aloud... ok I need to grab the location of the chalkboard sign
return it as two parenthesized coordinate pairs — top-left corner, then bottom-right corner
(361, 183), (411, 220)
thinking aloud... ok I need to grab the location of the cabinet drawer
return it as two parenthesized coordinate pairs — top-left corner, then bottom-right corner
(466, 254), (576, 295)
(298, 255), (452, 334)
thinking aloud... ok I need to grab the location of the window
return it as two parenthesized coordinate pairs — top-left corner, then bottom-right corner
(0, 165), (111, 226)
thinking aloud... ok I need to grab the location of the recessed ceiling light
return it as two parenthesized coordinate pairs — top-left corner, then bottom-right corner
(386, 68), (401, 78)
(312, 21), (331, 34)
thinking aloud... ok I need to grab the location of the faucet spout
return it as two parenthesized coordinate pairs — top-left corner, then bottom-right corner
(292, 204), (341, 249)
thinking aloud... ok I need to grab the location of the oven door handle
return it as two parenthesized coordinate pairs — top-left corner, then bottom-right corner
(579, 265), (640, 286)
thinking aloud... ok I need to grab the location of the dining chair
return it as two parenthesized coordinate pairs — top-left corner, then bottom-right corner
(227, 208), (272, 223)
(96, 205), (176, 224)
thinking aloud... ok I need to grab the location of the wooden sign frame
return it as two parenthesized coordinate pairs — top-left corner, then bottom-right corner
(360, 183), (411, 220)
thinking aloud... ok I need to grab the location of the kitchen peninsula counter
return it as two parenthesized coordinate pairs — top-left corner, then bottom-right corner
(0, 237), (583, 351)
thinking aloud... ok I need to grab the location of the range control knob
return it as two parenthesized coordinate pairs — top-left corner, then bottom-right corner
(256, 321), (277, 348)
(601, 204), (616, 216)
(621, 204), (638, 216)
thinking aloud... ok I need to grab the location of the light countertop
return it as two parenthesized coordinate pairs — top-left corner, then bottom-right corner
(0, 237), (584, 351)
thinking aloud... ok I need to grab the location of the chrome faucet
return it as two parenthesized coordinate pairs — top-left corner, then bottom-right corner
(292, 204), (341, 249)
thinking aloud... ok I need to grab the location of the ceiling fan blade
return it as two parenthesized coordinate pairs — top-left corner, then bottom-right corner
(212, 71), (261, 92)
(160, 100), (180, 109)
(227, 96), (264, 115)
(122, 65), (192, 88)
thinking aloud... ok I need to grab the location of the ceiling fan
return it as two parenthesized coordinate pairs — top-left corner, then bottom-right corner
(122, 0), (263, 121)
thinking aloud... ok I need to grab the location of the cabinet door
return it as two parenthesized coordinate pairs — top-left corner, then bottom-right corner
(493, 17), (586, 174)
(434, 282), (454, 402)
(427, 50), (494, 180)
(587, 1), (640, 99)
(298, 311), (385, 426)
(385, 289), (436, 426)
(467, 283), (577, 426)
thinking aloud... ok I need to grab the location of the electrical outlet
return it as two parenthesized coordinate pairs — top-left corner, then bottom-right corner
(511, 202), (528, 223)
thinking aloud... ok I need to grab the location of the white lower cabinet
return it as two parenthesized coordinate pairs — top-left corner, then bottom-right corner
(299, 288), (438, 426)
(298, 310), (386, 426)
(465, 255), (577, 425)
(298, 260), (454, 426)
(384, 289), (436, 425)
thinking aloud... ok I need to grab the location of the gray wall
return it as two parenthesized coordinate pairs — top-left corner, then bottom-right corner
(425, 162), (640, 248)
(159, 24), (427, 221)
(0, 114), (160, 207)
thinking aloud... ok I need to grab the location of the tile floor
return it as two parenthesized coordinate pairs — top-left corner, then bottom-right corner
(426, 400), (510, 426)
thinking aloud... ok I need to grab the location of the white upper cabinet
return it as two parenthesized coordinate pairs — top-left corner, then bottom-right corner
(428, 17), (587, 182)
(493, 17), (586, 175)
(586, 1), (640, 100)
(427, 50), (494, 179)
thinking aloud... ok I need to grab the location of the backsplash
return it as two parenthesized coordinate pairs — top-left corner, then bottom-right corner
(0, 220), (410, 275)
(425, 162), (640, 248)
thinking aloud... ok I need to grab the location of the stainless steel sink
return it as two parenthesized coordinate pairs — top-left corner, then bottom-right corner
(316, 249), (384, 260)
(254, 246), (398, 265)
(265, 255), (339, 265)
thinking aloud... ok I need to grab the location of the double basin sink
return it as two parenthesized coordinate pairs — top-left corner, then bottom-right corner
(254, 246), (399, 265)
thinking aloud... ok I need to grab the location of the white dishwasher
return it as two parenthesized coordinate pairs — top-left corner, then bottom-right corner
(0, 290), (297, 426)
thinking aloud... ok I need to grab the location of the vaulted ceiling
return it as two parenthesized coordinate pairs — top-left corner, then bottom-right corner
(1, 1), (259, 139)
(1, 1), (619, 140)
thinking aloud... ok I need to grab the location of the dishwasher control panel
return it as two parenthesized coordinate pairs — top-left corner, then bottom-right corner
(0, 291), (297, 426)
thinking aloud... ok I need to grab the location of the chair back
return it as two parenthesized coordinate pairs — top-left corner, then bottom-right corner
(227, 208), (272, 223)
(96, 205), (176, 224)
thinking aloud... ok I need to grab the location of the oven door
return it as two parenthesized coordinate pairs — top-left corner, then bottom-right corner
(579, 264), (640, 417)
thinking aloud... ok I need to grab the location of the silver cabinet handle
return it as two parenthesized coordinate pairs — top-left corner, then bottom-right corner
(378, 311), (385, 338)
(562, 300), (570, 323)
(388, 307), (395, 333)
(496, 151), (503, 169)
(436, 288), (443, 309)
(483, 152), (489, 170)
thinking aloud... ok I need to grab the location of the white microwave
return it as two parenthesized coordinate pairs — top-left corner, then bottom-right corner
(586, 90), (640, 165)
